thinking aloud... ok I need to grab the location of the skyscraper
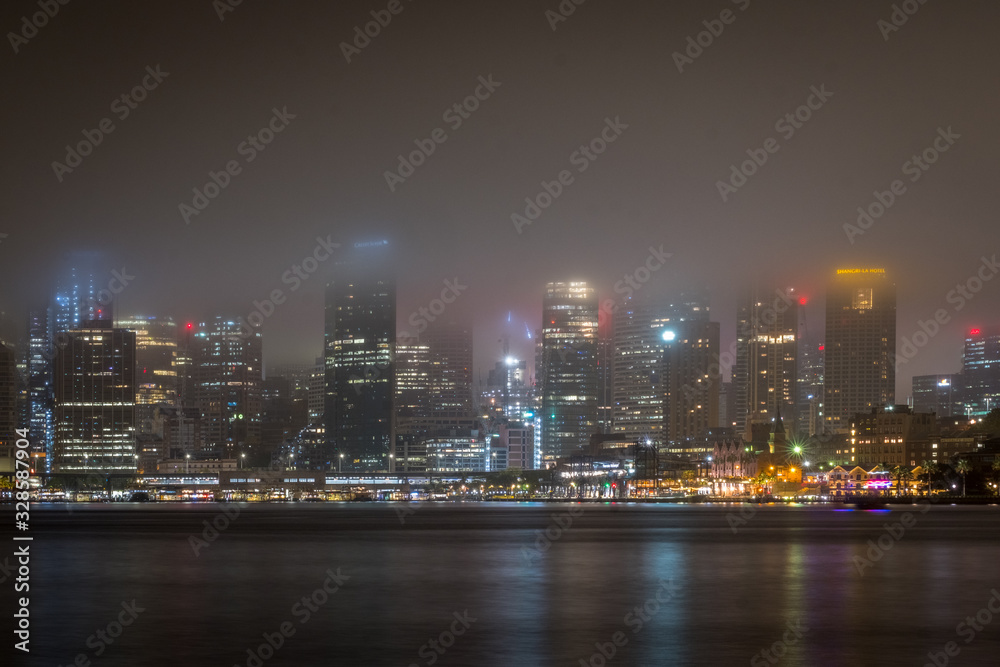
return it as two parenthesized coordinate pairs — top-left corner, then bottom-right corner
(735, 286), (799, 436)
(395, 341), (431, 421)
(961, 328), (1000, 416)
(612, 299), (710, 445)
(540, 281), (598, 461)
(119, 316), (179, 406)
(192, 318), (263, 460)
(912, 374), (961, 417)
(424, 326), (473, 418)
(0, 340), (16, 467)
(52, 320), (137, 473)
(26, 309), (54, 468)
(823, 268), (896, 433)
(27, 255), (106, 471)
(797, 337), (825, 436)
(325, 241), (395, 472)
(661, 319), (721, 445)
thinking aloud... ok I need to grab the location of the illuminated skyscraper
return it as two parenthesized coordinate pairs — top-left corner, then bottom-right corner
(735, 286), (799, 436)
(661, 320), (720, 445)
(912, 374), (961, 417)
(52, 320), (137, 473)
(961, 328), (1000, 416)
(395, 341), (431, 421)
(612, 299), (710, 445)
(0, 340), (16, 466)
(192, 318), (263, 460)
(325, 241), (395, 472)
(118, 316), (179, 406)
(823, 268), (896, 433)
(540, 281), (598, 461)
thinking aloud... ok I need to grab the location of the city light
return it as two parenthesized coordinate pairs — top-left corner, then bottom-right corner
(662, 330), (676, 342)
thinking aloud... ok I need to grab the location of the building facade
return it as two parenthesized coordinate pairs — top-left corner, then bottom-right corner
(735, 286), (799, 436)
(662, 319), (721, 445)
(192, 318), (263, 461)
(824, 268), (896, 433)
(325, 241), (395, 471)
(540, 282), (599, 461)
(52, 321), (137, 473)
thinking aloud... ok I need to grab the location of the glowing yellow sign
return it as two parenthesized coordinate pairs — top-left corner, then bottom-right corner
(836, 268), (885, 275)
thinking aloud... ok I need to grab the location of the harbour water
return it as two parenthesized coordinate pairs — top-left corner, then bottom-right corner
(20, 502), (1000, 666)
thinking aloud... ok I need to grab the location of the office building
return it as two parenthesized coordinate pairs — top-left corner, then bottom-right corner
(325, 241), (395, 471)
(192, 317), (263, 460)
(424, 326), (474, 418)
(962, 328), (1000, 416)
(52, 320), (137, 473)
(661, 319), (720, 446)
(119, 316), (179, 406)
(850, 406), (939, 467)
(612, 299), (710, 446)
(797, 337), (824, 435)
(0, 341), (16, 468)
(912, 374), (962, 417)
(734, 286), (799, 436)
(823, 268), (896, 433)
(540, 281), (598, 461)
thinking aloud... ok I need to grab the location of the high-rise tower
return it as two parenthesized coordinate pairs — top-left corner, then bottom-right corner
(735, 286), (799, 436)
(325, 241), (395, 472)
(540, 281), (598, 461)
(823, 268), (896, 433)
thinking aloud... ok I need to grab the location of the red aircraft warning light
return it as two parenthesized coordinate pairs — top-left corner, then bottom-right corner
(970, 329), (981, 336)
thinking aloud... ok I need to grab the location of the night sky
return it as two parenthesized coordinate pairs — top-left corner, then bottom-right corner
(2, 0), (998, 395)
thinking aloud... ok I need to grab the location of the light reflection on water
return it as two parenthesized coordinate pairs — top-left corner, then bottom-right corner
(25, 503), (1000, 666)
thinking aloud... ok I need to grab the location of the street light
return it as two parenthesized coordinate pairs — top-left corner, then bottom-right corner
(185, 453), (190, 474)
(240, 453), (246, 469)
(389, 453), (394, 473)
(339, 453), (344, 473)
